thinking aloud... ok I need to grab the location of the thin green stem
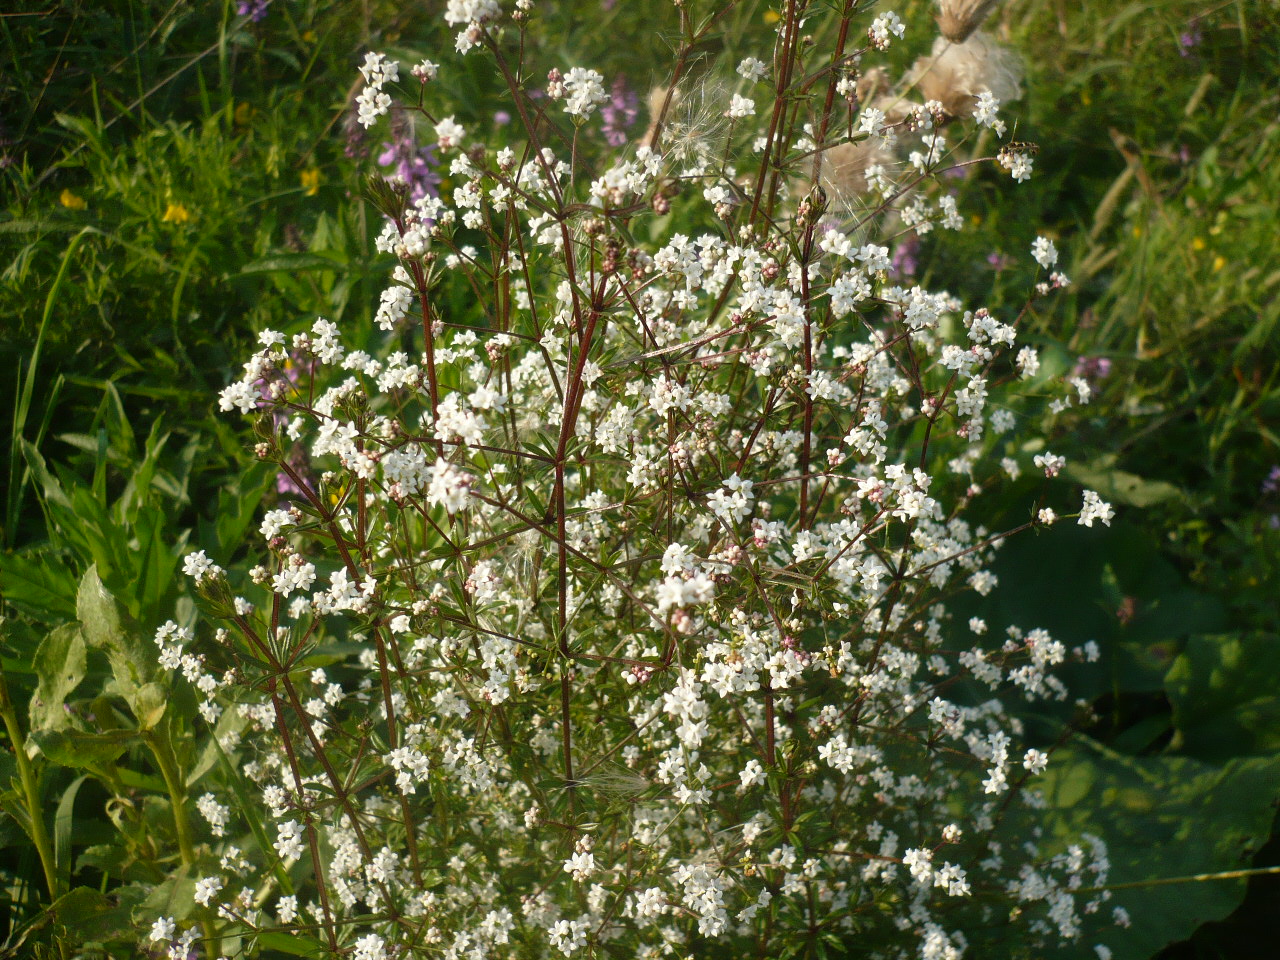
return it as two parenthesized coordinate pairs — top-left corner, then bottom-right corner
(146, 729), (220, 956)
(1078, 864), (1280, 895)
(0, 664), (60, 900)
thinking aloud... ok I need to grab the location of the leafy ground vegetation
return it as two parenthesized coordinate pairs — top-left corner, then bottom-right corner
(1, 0), (1278, 958)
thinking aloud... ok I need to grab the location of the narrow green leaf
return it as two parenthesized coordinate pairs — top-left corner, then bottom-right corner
(239, 252), (342, 274)
(54, 774), (88, 892)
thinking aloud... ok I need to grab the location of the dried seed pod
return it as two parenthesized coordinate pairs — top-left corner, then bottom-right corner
(906, 31), (1023, 119)
(639, 85), (682, 147)
(936, 0), (1002, 43)
(817, 137), (895, 205)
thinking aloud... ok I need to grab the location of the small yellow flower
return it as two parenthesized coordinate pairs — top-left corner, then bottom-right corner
(301, 29), (317, 42)
(162, 202), (191, 224)
(234, 101), (253, 126)
(300, 168), (321, 196)
(1191, 236), (1206, 251)
(1132, 224), (1142, 238)
(60, 189), (87, 210)
(1212, 254), (1226, 272)
(763, 9), (781, 23)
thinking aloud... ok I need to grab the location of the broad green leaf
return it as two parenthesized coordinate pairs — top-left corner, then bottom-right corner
(28, 623), (86, 733)
(31, 728), (133, 770)
(186, 701), (247, 788)
(132, 682), (168, 731)
(3, 885), (113, 955)
(1034, 737), (1280, 958)
(141, 866), (196, 922)
(76, 564), (153, 705)
(0, 548), (79, 620)
(1064, 457), (1183, 508)
(256, 931), (326, 958)
(1165, 633), (1280, 761)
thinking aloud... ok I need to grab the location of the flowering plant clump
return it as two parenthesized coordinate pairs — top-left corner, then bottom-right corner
(160, 2), (1123, 957)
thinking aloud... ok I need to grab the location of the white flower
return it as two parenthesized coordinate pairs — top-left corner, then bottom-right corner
(737, 57), (767, 81)
(356, 86), (392, 128)
(196, 793), (230, 837)
(274, 820), (305, 861)
(443, 0), (500, 26)
(375, 283), (414, 331)
(259, 508), (294, 540)
(218, 379), (259, 414)
(1032, 236), (1059, 268)
(935, 862), (971, 896)
(1024, 748), (1050, 775)
(277, 895), (298, 924)
(353, 933), (387, 960)
(561, 68), (607, 118)
(903, 846), (933, 883)
(1016, 346), (1041, 379)
(149, 917), (175, 944)
(358, 52), (398, 87)
(858, 106), (886, 137)
(974, 90), (1001, 129)
(1000, 150), (1034, 182)
(193, 875), (223, 907)
(549, 918), (590, 955)
(1078, 490), (1115, 528)
(1034, 452), (1065, 478)
(182, 550), (223, 582)
(869, 11), (905, 48)
(435, 116), (466, 149)
(726, 94), (755, 119)
(563, 850), (597, 881)
(427, 458), (473, 514)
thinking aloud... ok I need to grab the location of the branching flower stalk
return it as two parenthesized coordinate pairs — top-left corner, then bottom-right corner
(148, 2), (1126, 959)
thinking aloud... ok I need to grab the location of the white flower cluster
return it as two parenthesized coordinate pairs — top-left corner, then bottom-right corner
(355, 52), (398, 128)
(160, 13), (1124, 960)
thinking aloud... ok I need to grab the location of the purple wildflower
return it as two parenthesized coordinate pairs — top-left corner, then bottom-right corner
(890, 235), (919, 279)
(377, 133), (441, 202)
(1072, 356), (1113, 382)
(343, 105), (369, 160)
(600, 75), (639, 147)
(1178, 20), (1202, 57)
(987, 251), (1013, 273)
(249, 351), (316, 495)
(277, 446), (314, 497)
(1262, 465), (1280, 496)
(237, 0), (270, 23)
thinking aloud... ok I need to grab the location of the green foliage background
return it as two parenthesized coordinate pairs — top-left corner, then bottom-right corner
(1, 0), (1277, 956)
